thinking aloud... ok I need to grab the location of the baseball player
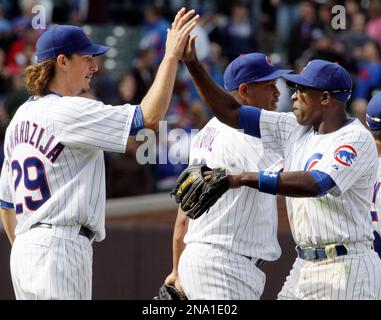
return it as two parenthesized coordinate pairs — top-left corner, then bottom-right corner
(365, 92), (381, 258)
(182, 38), (381, 299)
(165, 53), (290, 299)
(0, 8), (199, 300)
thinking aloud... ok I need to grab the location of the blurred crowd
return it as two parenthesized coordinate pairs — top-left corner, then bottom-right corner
(0, 0), (380, 198)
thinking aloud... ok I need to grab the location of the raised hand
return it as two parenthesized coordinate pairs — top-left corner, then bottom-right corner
(182, 34), (197, 62)
(165, 8), (199, 61)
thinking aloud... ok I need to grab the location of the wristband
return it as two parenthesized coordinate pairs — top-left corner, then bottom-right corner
(258, 170), (280, 195)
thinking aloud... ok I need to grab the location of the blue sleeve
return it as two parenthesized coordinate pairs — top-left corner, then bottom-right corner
(309, 170), (336, 196)
(239, 106), (262, 138)
(0, 199), (14, 209)
(130, 105), (144, 135)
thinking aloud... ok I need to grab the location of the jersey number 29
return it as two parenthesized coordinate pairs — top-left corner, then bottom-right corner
(11, 157), (51, 214)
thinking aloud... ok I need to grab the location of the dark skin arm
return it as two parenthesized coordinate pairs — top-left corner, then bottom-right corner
(205, 171), (321, 197)
(183, 36), (241, 129)
(184, 40), (321, 197)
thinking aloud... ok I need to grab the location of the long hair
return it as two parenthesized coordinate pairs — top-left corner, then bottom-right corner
(24, 60), (56, 97)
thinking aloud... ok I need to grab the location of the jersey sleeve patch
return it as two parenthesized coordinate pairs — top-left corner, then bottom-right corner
(333, 145), (357, 167)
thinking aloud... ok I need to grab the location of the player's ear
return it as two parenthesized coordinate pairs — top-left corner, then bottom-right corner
(56, 54), (69, 69)
(321, 91), (331, 106)
(238, 83), (248, 98)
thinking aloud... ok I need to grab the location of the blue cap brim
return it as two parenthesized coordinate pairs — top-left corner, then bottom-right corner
(77, 43), (110, 57)
(282, 73), (315, 88)
(283, 72), (352, 102)
(255, 69), (292, 82)
(366, 114), (381, 130)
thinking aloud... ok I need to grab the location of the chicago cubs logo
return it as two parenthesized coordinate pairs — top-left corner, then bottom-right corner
(304, 153), (323, 171)
(266, 56), (274, 66)
(334, 145), (357, 167)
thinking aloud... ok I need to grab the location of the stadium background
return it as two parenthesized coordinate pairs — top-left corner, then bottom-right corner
(0, 0), (380, 299)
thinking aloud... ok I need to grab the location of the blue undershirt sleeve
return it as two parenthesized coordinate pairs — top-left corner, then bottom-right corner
(0, 199), (14, 209)
(130, 105), (144, 135)
(309, 170), (336, 196)
(238, 106), (262, 138)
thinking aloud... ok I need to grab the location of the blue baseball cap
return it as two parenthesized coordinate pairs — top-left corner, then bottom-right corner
(36, 25), (110, 63)
(366, 92), (381, 130)
(223, 53), (292, 91)
(282, 59), (352, 103)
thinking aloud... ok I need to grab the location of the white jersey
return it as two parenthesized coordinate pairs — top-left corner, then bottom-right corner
(0, 94), (136, 242)
(371, 157), (381, 236)
(259, 110), (378, 248)
(184, 117), (282, 261)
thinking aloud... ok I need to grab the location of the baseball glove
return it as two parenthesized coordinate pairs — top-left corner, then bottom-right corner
(171, 164), (230, 219)
(153, 284), (188, 300)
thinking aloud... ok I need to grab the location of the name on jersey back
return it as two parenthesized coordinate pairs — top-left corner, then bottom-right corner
(5, 121), (65, 163)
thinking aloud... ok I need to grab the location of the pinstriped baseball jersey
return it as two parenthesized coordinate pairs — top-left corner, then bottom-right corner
(0, 93), (136, 241)
(259, 110), (378, 247)
(371, 157), (381, 236)
(258, 110), (381, 300)
(183, 117), (282, 260)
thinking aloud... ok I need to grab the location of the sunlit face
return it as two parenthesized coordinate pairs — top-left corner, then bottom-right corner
(289, 84), (324, 126)
(66, 54), (99, 95)
(236, 79), (280, 111)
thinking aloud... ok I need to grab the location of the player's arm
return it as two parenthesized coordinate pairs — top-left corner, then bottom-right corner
(184, 38), (296, 152)
(139, 8), (199, 130)
(0, 207), (16, 244)
(227, 170), (335, 198)
(183, 36), (243, 130)
(164, 206), (188, 293)
(0, 162), (16, 244)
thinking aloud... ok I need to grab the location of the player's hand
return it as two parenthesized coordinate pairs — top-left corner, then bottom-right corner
(165, 8), (199, 61)
(164, 272), (184, 295)
(182, 34), (197, 62)
(227, 174), (242, 189)
(203, 170), (241, 189)
(203, 170), (213, 182)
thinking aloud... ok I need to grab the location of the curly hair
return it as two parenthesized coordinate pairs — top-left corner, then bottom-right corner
(24, 60), (56, 97)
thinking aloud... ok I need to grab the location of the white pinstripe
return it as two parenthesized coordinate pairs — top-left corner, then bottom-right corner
(278, 251), (381, 300)
(0, 94), (135, 299)
(259, 110), (381, 299)
(10, 227), (92, 299)
(179, 242), (266, 300)
(178, 118), (282, 299)
(371, 158), (381, 236)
